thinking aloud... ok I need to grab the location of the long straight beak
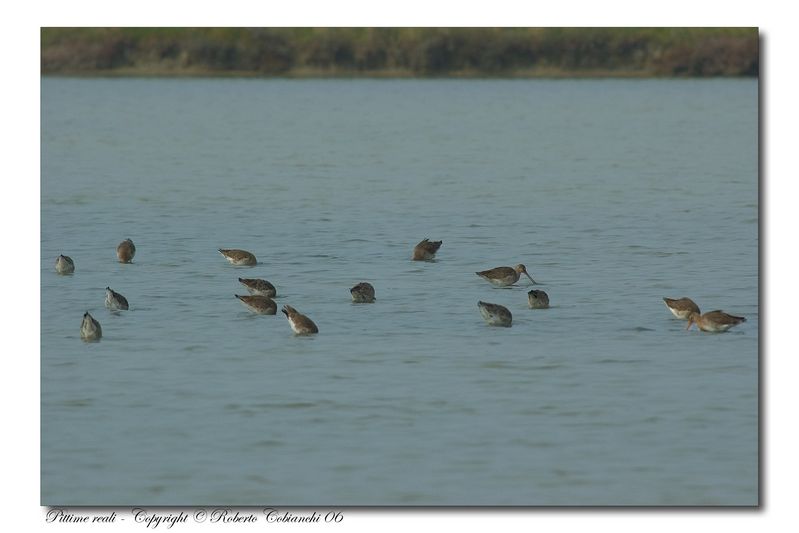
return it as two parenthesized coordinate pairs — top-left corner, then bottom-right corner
(685, 320), (693, 331)
(524, 272), (537, 284)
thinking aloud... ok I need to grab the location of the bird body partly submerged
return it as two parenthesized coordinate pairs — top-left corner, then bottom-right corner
(412, 238), (442, 261)
(527, 290), (550, 309)
(281, 305), (318, 334)
(663, 297), (700, 320)
(686, 310), (746, 332)
(80, 312), (102, 341)
(235, 294), (277, 314)
(478, 301), (513, 327)
(476, 264), (536, 287)
(105, 287), (129, 310)
(350, 282), (376, 303)
(55, 254), (75, 274)
(116, 239), (136, 263)
(238, 277), (276, 297)
(219, 249), (257, 266)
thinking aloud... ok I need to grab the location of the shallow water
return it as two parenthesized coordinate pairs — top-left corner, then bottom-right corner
(41, 77), (758, 505)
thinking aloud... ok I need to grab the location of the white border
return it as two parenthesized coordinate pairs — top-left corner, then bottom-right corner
(8, 2), (796, 532)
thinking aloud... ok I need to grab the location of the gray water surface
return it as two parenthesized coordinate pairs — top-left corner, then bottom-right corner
(41, 78), (758, 505)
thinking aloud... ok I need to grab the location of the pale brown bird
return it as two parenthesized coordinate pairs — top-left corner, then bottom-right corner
(412, 238), (442, 261)
(686, 310), (746, 333)
(80, 312), (102, 341)
(478, 301), (512, 327)
(476, 264), (536, 287)
(116, 239), (136, 263)
(55, 254), (75, 274)
(281, 305), (318, 335)
(235, 294), (277, 314)
(219, 249), (257, 266)
(663, 297), (700, 320)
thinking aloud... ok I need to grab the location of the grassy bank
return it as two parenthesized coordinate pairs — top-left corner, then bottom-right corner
(41, 27), (759, 78)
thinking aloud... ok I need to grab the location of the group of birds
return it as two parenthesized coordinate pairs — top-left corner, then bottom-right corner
(414, 238), (553, 328)
(662, 297), (746, 332)
(226, 238), (551, 331)
(62, 239), (136, 341)
(57, 237), (745, 342)
(218, 248), (320, 335)
(59, 238), (323, 341)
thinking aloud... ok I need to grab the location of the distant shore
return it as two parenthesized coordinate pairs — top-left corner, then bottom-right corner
(41, 28), (759, 78)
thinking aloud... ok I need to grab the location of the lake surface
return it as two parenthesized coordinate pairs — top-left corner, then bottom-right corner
(41, 77), (758, 506)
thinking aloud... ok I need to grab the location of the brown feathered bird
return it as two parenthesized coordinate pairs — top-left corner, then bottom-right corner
(281, 305), (319, 335)
(663, 297), (700, 320)
(412, 238), (442, 261)
(476, 264), (536, 287)
(686, 310), (746, 332)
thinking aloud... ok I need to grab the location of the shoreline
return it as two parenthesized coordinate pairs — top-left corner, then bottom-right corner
(41, 27), (759, 79)
(40, 67), (755, 79)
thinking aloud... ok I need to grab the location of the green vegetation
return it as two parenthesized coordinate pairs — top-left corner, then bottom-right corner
(41, 27), (759, 78)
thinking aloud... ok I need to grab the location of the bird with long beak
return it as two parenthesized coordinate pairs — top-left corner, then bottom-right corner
(476, 264), (536, 287)
(281, 305), (318, 335)
(686, 310), (746, 333)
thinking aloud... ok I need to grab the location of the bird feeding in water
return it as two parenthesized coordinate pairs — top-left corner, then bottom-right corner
(350, 282), (376, 303)
(238, 277), (276, 297)
(281, 305), (318, 335)
(116, 239), (136, 263)
(219, 249), (257, 266)
(527, 289), (550, 309)
(235, 294), (277, 315)
(478, 301), (513, 327)
(685, 310), (746, 333)
(105, 287), (129, 310)
(55, 254), (75, 274)
(412, 238), (442, 261)
(663, 297), (700, 320)
(80, 312), (102, 341)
